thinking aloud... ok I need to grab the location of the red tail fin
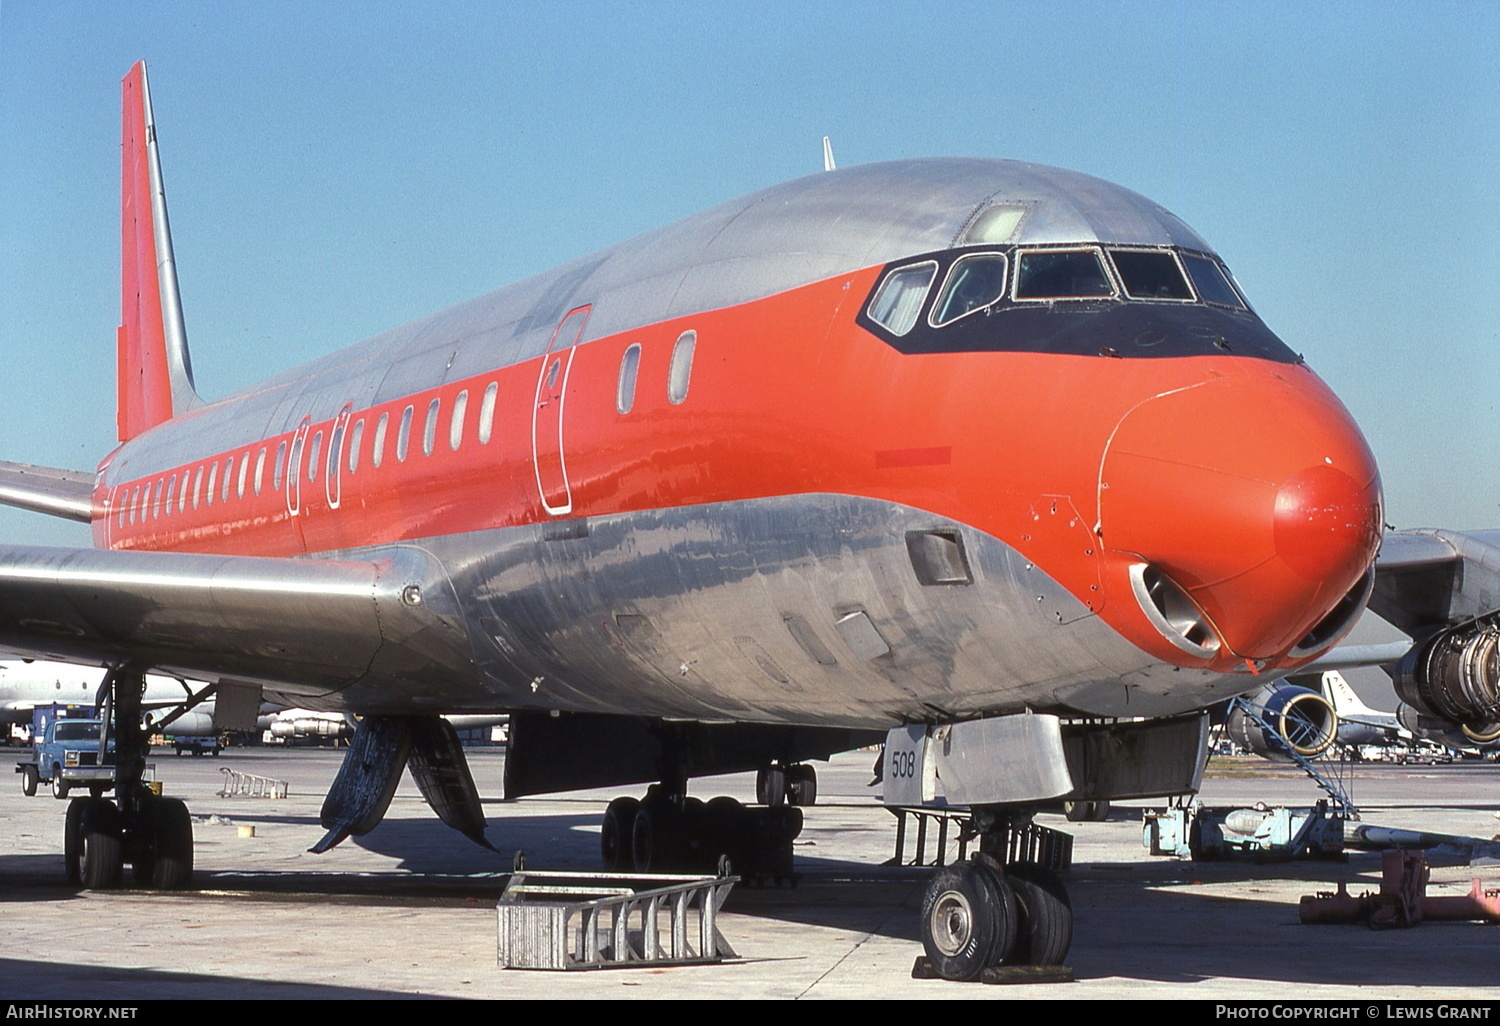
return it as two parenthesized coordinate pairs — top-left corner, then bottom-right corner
(119, 61), (198, 442)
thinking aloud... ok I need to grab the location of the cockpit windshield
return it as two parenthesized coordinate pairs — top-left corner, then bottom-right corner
(1181, 254), (1245, 308)
(1108, 250), (1193, 301)
(930, 253), (1008, 326)
(1014, 250), (1114, 300)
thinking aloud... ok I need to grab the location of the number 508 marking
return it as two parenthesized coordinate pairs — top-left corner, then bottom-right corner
(890, 750), (918, 778)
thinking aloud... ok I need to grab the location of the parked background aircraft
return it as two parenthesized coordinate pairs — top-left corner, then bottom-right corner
(0, 660), (222, 739)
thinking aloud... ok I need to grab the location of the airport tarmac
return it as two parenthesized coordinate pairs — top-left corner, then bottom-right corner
(4, 744), (1500, 1001)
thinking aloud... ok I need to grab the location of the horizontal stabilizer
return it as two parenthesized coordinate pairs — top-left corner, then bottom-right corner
(0, 461), (94, 522)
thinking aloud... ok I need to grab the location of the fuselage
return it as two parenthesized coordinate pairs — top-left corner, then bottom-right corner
(88, 159), (1383, 727)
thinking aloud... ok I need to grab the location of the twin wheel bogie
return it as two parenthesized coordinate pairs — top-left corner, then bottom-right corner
(64, 794), (194, 891)
(920, 856), (1073, 980)
(600, 763), (818, 882)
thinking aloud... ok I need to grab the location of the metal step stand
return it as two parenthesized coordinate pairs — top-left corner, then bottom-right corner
(497, 855), (739, 970)
(1229, 696), (1359, 819)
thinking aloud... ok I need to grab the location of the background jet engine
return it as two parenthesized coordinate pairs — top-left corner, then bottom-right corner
(1394, 626), (1500, 734)
(1224, 682), (1339, 760)
(1396, 703), (1500, 749)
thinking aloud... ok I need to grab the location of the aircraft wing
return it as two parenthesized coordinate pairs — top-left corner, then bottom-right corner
(1370, 528), (1500, 633)
(0, 544), (476, 702)
(0, 461), (94, 522)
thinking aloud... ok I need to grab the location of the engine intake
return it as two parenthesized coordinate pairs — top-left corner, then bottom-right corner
(1225, 683), (1338, 760)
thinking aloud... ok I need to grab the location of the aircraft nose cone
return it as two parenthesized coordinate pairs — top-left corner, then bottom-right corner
(1273, 462), (1383, 582)
(1100, 369), (1381, 662)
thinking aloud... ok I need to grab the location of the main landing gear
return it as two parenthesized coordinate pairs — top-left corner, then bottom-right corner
(600, 762), (817, 883)
(64, 669), (194, 891)
(917, 810), (1073, 981)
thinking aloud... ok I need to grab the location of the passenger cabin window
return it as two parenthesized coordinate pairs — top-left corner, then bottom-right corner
(220, 457), (233, 503)
(374, 412), (390, 468)
(931, 253), (1008, 327)
(152, 479), (162, 520)
(668, 331), (696, 405)
(479, 383), (497, 444)
(254, 448), (266, 495)
(867, 262), (937, 335)
(307, 432), (323, 482)
(396, 406), (413, 462)
(165, 475), (176, 516)
(237, 453), (250, 498)
(206, 463), (218, 506)
(193, 466), (203, 508)
(348, 419), (364, 473)
(617, 344), (641, 414)
(449, 391), (467, 451)
(1108, 250), (1193, 301)
(423, 398), (440, 456)
(273, 444), (286, 491)
(1183, 255), (1245, 308)
(1015, 250), (1115, 300)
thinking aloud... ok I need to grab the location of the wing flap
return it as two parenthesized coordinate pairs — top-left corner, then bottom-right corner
(0, 544), (477, 702)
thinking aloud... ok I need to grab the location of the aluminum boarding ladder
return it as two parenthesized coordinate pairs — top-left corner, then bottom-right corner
(497, 869), (738, 970)
(1227, 696), (1359, 818)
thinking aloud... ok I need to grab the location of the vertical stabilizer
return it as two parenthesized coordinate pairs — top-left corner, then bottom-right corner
(1321, 671), (1374, 717)
(119, 60), (200, 442)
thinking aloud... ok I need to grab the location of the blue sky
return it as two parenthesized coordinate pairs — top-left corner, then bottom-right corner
(1, 1), (1497, 550)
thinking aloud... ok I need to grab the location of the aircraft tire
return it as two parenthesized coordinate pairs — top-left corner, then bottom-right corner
(1063, 800), (1109, 822)
(787, 765), (817, 807)
(21, 764), (38, 797)
(51, 766), (70, 800)
(919, 860), (1017, 981)
(64, 797), (86, 884)
(1005, 861), (1072, 966)
(133, 796), (194, 890)
(755, 764), (786, 808)
(600, 797), (639, 871)
(78, 799), (123, 890)
(631, 800), (682, 873)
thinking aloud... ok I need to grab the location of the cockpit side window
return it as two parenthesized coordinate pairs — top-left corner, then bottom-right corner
(1182, 254), (1245, 308)
(930, 253), (1008, 327)
(1014, 250), (1114, 300)
(1108, 249), (1193, 301)
(866, 261), (938, 336)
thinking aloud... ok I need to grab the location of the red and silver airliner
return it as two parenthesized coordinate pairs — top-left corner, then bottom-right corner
(0, 62), (1386, 977)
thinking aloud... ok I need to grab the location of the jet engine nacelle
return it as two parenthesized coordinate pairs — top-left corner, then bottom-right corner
(1395, 703), (1500, 749)
(269, 712), (355, 742)
(1395, 626), (1500, 733)
(146, 710), (217, 737)
(1225, 682), (1338, 760)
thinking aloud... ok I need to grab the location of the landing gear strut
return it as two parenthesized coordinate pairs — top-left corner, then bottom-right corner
(64, 669), (194, 890)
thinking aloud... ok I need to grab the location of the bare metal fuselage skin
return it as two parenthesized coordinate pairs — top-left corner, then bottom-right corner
(81, 158), (1383, 729)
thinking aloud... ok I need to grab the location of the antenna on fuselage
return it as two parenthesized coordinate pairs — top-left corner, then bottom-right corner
(822, 136), (836, 172)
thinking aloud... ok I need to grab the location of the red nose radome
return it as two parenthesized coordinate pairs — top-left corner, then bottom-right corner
(1100, 368), (1381, 663)
(1273, 463), (1383, 582)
